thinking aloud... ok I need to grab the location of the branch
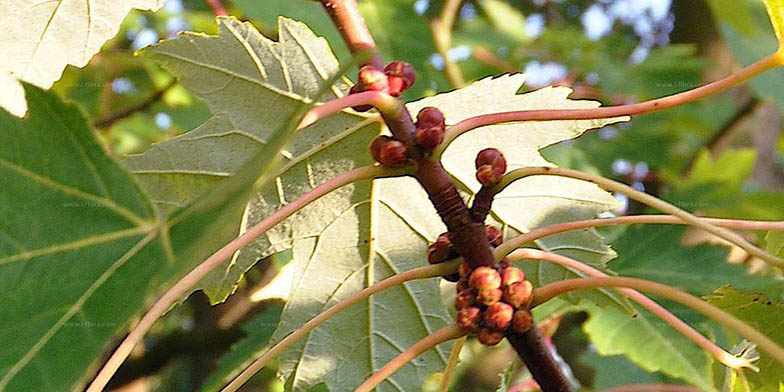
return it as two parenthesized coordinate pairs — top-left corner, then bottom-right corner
(436, 52), (783, 155)
(495, 214), (784, 261)
(93, 79), (177, 128)
(492, 167), (784, 269)
(355, 325), (466, 392)
(430, 0), (465, 88)
(508, 249), (755, 370)
(220, 260), (460, 392)
(531, 276), (784, 368)
(86, 165), (404, 392)
(320, 0), (384, 69)
(439, 335), (466, 392)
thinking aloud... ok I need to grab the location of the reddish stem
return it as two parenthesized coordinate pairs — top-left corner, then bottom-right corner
(205, 0), (227, 16)
(320, 0), (384, 69)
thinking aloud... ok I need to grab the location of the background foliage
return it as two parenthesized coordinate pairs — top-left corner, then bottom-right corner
(2, 0), (784, 391)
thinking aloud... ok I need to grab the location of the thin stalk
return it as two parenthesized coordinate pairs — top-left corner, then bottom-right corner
(508, 249), (755, 370)
(221, 260), (461, 392)
(86, 166), (404, 392)
(439, 335), (466, 392)
(532, 276), (784, 368)
(355, 325), (466, 392)
(492, 167), (784, 268)
(495, 214), (784, 261)
(430, 0), (466, 88)
(435, 52), (783, 156)
(297, 90), (395, 130)
(320, 0), (384, 69)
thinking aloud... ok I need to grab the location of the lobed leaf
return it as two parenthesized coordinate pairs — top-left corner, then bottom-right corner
(0, 0), (164, 116)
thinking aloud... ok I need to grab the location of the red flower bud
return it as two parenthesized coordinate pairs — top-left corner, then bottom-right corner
(384, 61), (415, 96)
(476, 288), (503, 306)
(458, 261), (472, 279)
(378, 140), (407, 167)
(504, 281), (534, 309)
(485, 225), (503, 247)
(415, 126), (444, 150)
(501, 267), (525, 287)
(511, 310), (533, 334)
(483, 302), (514, 331)
(478, 328), (506, 346)
(416, 107), (445, 129)
(469, 266), (502, 290)
(456, 278), (471, 293)
(475, 148), (507, 187)
(457, 306), (481, 332)
(358, 65), (389, 93)
(455, 289), (474, 310)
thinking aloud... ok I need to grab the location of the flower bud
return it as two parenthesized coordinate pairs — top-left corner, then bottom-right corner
(416, 107), (445, 129)
(415, 126), (444, 150)
(358, 65), (389, 93)
(469, 266), (502, 290)
(454, 289), (474, 310)
(475, 148), (507, 187)
(504, 280), (534, 309)
(483, 302), (514, 331)
(457, 307), (481, 332)
(501, 267), (525, 287)
(476, 288), (503, 306)
(485, 225), (503, 247)
(378, 140), (408, 167)
(511, 310), (533, 334)
(456, 278), (471, 293)
(458, 261), (472, 279)
(384, 61), (415, 96)
(478, 328), (506, 346)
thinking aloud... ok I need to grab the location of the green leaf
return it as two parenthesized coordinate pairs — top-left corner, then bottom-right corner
(764, 0), (784, 43)
(0, 0), (164, 116)
(609, 225), (784, 299)
(201, 303), (284, 391)
(0, 83), (257, 391)
(706, 286), (784, 391)
(583, 303), (715, 391)
(127, 16), (381, 302)
(479, 0), (529, 43)
(765, 231), (784, 258)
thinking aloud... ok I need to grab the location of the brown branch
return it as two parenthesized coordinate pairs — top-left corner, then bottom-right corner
(93, 79), (177, 128)
(320, 0), (384, 69)
(318, 1), (572, 390)
(469, 186), (495, 223)
(508, 324), (574, 392)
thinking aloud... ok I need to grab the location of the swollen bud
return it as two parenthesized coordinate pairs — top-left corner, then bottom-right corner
(475, 148), (507, 187)
(358, 65), (389, 93)
(511, 310), (533, 334)
(483, 302), (514, 331)
(458, 261), (472, 279)
(504, 280), (534, 309)
(457, 307), (481, 332)
(378, 140), (408, 167)
(501, 267), (525, 287)
(384, 61), (416, 96)
(478, 328), (506, 346)
(469, 266), (502, 290)
(476, 288), (503, 306)
(416, 107), (446, 129)
(454, 289), (474, 310)
(485, 225), (503, 247)
(415, 107), (446, 150)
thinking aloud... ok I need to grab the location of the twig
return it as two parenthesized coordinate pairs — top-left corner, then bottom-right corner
(531, 276), (784, 368)
(439, 335), (466, 392)
(93, 79), (177, 128)
(435, 52), (783, 157)
(492, 167), (784, 268)
(205, 0), (227, 16)
(355, 325), (466, 392)
(85, 165), (404, 392)
(471, 46), (517, 73)
(430, 0), (466, 88)
(507, 322), (573, 392)
(508, 249), (755, 370)
(494, 214), (784, 260)
(220, 260), (459, 392)
(320, 0), (384, 69)
(601, 385), (700, 392)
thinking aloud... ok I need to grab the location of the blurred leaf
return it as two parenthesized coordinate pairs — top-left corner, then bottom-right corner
(0, 0), (164, 116)
(707, 0), (784, 111)
(764, 231), (784, 258)
(609, 225), (784, 298)
(706, 286), (784, 391)
(583, 303), (715, 391)
(479, 0), (529, 43)
(201, 303), (284, 391)
(579, 350), (664, 389)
